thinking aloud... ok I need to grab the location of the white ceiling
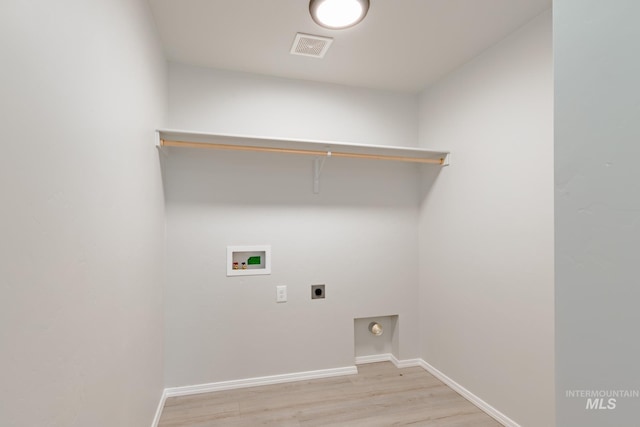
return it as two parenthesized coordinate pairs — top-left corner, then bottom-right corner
(149, 0), (551, 93)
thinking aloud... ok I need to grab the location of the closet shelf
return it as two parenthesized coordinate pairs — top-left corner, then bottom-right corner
(156, 129), (450, 166)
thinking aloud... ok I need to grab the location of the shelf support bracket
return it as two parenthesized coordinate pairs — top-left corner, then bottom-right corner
(313, 151), (331, 194)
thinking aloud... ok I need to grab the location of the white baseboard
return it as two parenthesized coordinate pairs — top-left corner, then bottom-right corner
(163, 365), (357, 399)
(417, 359), (520, 427)
(391, 356), (423, 369)
(355, 353), (395, 365)
(355, 353), (423, 369)
(151, 389), (167, 427)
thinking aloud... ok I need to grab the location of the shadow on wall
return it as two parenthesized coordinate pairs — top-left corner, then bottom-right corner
(419, 164), (444, 209)
(159, 147), (445, 208)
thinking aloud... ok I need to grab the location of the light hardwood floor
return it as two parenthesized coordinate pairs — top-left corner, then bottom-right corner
(158, 362), (502, 426)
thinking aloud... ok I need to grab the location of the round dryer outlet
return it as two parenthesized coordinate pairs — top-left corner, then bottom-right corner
(311, 284), (325, 299)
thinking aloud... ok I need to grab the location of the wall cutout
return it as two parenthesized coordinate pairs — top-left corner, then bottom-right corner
(227, 245), (271, 276)
(354, 315), (398, 361)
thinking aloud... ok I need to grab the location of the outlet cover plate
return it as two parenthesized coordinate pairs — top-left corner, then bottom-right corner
(277, 285), (287, 303)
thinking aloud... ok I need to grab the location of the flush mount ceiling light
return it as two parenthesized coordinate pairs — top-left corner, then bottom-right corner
(309, 0), (370, 30)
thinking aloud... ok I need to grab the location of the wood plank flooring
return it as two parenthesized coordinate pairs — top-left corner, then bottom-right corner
(158, 362), (502, 426)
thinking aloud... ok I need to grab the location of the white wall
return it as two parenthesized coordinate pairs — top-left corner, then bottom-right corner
(417, 11), (554, 427)
(555, 1), (640, 425)
(163, 65), (421, 387)
(168, 62), (419, 147)
(0, 1), (166, 426)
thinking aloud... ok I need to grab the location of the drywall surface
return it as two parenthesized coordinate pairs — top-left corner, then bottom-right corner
(163, 150), (420, 386)
(163, 66), (421, 386)
(418, 11), (554, 427)
(168, 62), (419, 147)
(555, 1), (640, 425)
(0, 1), (166, 426)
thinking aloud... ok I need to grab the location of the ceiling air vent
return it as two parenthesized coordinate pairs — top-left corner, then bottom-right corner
(290, 33), (333, 58)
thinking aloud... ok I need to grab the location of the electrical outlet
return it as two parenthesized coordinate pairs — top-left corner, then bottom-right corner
(276, 285), (287, 303)
(311, 284), (325, 299)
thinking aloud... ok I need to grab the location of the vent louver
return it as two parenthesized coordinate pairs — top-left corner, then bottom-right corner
(290, 33), (333, 58)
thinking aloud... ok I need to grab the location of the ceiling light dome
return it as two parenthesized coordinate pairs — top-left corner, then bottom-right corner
(309, 0), (370, 30)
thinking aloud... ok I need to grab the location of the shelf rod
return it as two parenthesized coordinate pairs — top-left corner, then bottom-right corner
(160, 139), (445, 165)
